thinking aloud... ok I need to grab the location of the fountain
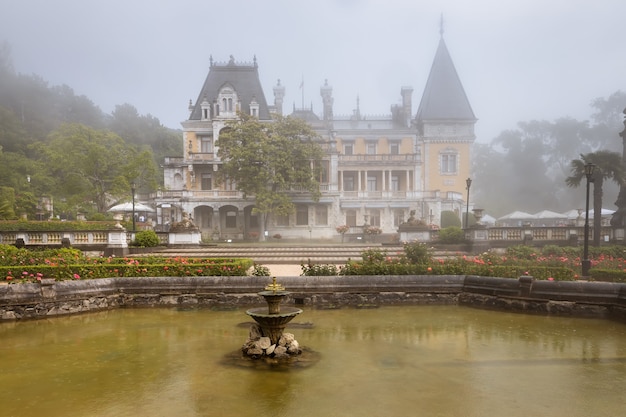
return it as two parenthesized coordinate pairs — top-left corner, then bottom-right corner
(242, 277), (303, 358)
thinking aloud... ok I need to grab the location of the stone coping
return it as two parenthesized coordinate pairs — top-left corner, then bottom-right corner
(1, 275), (625, 322)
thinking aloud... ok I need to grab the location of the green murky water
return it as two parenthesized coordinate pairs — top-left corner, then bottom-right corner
(1, 306), (625, 417)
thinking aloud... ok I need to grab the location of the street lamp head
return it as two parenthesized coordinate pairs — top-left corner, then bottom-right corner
(466, 178), (472, 189)
(584, 163), (595, 179)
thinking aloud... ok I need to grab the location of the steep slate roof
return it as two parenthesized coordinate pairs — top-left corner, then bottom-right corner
(416, 37), (476, 121)
(188, 58), (271, 121)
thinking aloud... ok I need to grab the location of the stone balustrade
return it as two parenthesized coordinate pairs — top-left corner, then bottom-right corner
(0, 229), (200, 255)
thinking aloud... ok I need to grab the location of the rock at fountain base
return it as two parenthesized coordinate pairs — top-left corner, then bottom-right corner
(242, 325), (302, 359)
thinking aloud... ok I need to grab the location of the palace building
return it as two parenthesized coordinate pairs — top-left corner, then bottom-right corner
(155, 34), (476, 241)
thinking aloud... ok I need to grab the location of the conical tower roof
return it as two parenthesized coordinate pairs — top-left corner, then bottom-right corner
(416, 36), (476, 122)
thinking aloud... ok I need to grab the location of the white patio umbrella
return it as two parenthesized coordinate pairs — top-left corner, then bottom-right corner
(533, 210), (567, 220)
(496, 211), (535, 226)
(497, 211), (535, 220)
(108, 202), (155, 213)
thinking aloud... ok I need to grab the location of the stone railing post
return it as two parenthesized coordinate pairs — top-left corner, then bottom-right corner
(105, 228), (129, 256)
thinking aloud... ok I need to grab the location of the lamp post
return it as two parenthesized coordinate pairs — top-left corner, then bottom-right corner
(131, 182), (136, 232)
(465, 178), (472, 229)
(582, 163), (595, 277)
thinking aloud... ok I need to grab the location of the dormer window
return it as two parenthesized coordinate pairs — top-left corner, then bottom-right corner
(217, 85), (238, 118)
(200, 96), (210, 120)
(250, 96), (259, 118)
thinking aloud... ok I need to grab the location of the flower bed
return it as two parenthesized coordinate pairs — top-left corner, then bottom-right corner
(1, 245), (252, 283)
(305, 243), (626, 282)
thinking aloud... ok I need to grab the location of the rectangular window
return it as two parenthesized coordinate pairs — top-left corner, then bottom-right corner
(346, 210), (357, 227)
(441, 154), (457, 174)
(391, 175), (399, 191)
(200, 137), (212, 153)
(296, 205), (308, 226)
(343, 174), (355, 191)
(390, 142), (399, 154)
(225, 211), (237, 228)
(249, 213), (259, 228)
(225, 177), (237, 191)
(201, 173), (212, 190)
(394, 209), (405, 227)
(344, 144), (353, 155)
(367, 176), (377, 191)
(318, 161), (329, 183)
(366, 142), (376, 155)
(315, 205), (328, 225)
(369, 210), (380, 227)
(276, 213), (289, 226)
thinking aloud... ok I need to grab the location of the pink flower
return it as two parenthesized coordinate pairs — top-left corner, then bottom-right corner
(73, 273), (80, 280)
(548, 277), (554, 281)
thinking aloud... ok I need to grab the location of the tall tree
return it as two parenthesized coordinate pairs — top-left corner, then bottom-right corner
(566, 151), (625, 246)
(39, 123), (159, 214)
(216, 114), (324, 240)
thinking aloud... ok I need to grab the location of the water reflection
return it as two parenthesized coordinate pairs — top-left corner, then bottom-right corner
(0, 306), (625, 417)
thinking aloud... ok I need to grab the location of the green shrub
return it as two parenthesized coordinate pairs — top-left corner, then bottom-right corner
(251, 263), (271, 276)
(361, 248), (386, 263)
(438, 226), (465, 244)
(541, 245), (565, 256)
(403, 241), (432, 264)
(589, 269), (626, 283)
(0, 220), (119, 231)
(301, 260), (338, 276)
(505, 245), (539, 259)
(440, 210), (462, 228)
(132, 230), (160, 247)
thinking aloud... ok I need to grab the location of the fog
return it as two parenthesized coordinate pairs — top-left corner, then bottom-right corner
(0, 0), (624, 142)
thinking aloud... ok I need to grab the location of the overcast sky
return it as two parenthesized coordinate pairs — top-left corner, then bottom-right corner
(1, 0), (624, 142)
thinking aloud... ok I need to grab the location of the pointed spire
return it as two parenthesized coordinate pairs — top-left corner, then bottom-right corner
(416, 35), (475, 122)
(439, 13), (444, 37)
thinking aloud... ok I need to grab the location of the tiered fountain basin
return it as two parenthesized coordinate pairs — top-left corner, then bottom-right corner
(242, 279), (305, 359)
(246, 303), (302, 345)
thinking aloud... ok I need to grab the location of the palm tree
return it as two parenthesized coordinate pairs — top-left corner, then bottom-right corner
(566, 151), (625, 246)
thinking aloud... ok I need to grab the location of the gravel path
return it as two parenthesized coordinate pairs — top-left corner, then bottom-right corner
(267, 264), (303, 277)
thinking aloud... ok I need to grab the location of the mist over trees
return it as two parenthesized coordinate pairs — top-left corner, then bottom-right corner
(1, 40), (625, 222)
(0, 43), (181, 219)
(472, 91), (626, 217)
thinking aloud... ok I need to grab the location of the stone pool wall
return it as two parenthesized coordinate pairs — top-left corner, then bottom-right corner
(1, 275), (625, 322)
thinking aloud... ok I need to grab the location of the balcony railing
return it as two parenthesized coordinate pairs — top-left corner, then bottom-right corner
(188, 152), (216, 161)
(153, 188), (447, 201)
(339, 154), (418, 164)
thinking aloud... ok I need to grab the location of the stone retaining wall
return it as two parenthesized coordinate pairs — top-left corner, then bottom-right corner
(1, 275), (625, 322)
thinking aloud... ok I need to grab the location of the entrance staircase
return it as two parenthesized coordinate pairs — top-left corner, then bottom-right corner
(140, 244), (465, 265)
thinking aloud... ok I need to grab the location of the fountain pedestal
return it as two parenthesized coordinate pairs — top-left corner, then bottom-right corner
(243, 278), (303, 357)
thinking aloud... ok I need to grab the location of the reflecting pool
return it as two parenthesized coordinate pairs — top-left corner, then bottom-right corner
(1, 306), (625, 417)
